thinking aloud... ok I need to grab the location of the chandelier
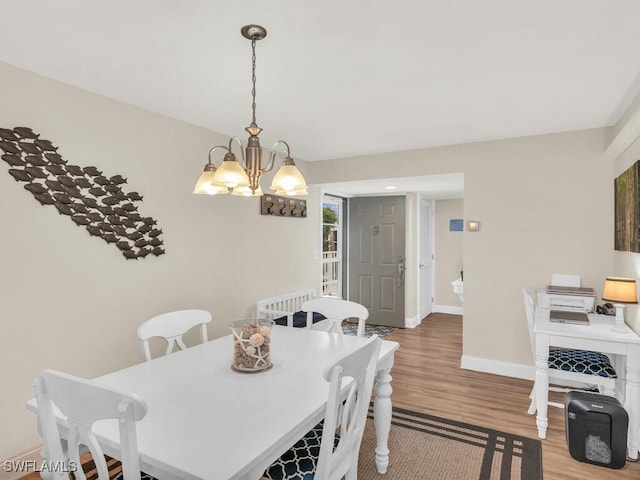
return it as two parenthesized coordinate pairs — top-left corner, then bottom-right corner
(193, 25), (308, 197)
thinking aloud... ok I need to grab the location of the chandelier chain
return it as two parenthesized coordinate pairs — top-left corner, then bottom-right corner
(251, 38), (257, 126)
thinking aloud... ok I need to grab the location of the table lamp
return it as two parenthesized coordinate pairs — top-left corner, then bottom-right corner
(602, 277), (638, 333)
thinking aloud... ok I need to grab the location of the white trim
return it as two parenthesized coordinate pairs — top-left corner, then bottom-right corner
(404, 315), (422, 328)
(321, 194), (344, 297)
(434, 304), (463, 315)
(418, 196), (435, 320)
(320, 187), (354, 199)
(460, 355), (597, 389)
(604, 106), (640, 162)
(0, 444), (43, 480)
(460, 355), (533, 380)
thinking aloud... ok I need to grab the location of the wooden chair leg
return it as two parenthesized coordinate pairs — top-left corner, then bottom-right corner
(528, 384), (565, 415)
(549, 386), (572, 393)
(598, 384), (616, 397)
(527, 387), (537, 415)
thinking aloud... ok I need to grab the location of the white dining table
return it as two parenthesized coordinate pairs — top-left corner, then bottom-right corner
(28, 326), (399, 480)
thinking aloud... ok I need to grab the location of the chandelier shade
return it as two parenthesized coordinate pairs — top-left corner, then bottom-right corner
(211, 153), (250, 189)
(193, 25), (307, 197)
(193, 164), (229, 195)
(232, 185), (263, 196)
(270, 160), (308, 195)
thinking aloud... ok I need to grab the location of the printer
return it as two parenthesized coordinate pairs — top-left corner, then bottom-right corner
(537, 274), (596, 313)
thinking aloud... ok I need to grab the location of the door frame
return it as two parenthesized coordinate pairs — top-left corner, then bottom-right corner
(320, 194), (345, 297)
(418, 195), (435, 319)
(317, 191), (434, 328)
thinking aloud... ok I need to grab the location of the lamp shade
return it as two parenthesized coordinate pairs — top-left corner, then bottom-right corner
(211, 154), (250, 189)
(231, 184), (263, 196)
(193, 167), (229, 195)
(602, 277), (638, 304)
(269, 162), (307, 194)
(272, 187), (308, 196)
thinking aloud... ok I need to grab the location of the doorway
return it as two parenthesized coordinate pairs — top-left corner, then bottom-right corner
(347, 196), (406, 327)
(321, 195), (344, 297)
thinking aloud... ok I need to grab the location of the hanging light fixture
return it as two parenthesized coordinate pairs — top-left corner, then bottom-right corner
(193, 25), (308, 197)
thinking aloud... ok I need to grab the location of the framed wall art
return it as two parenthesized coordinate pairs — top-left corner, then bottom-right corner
(614, 159), (640, 252)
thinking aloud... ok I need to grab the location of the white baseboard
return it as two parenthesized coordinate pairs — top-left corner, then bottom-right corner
(460, 355), (599, 389)
(433, 305), (463, 315)
(460, 355), (534, 381)
(0, 444), (43, 480)
(404, 315), (422, 328)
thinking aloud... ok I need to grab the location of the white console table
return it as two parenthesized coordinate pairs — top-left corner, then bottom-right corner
(534, 308), (640, 459)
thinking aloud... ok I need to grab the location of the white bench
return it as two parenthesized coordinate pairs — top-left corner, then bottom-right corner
(256, 289), (317, 327)
(256, 290), (368, 336)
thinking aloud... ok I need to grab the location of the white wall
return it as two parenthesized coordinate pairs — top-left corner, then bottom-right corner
(434, 199), (464, 309)
(612, 99), (640, 332)
(308, 128), (614, 370)
(0, 62), (318, 460)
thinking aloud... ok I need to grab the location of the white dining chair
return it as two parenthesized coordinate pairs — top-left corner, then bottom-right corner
(262, 335), (381, 480)
(302, 298), (369, 336)
(137, 309), (212, 361)
(522, 288), (617, 414)
(34, 369), (154, 480)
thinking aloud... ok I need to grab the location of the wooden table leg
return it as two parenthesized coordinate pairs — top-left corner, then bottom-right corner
(373, 357), (394, 474)
(625, 348), (640, 460)
(535, 335), (550, 439)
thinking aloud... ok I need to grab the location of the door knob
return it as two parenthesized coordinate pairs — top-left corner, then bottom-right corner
(398, 256), (405, 287)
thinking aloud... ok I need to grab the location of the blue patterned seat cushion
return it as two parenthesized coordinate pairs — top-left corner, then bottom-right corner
(263, 422), (339, 480)
(274, 311), (326, 328)
(548, 349), (617, 378)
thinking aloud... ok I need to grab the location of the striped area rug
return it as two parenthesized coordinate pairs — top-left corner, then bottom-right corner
(358, 405), (543, 480)
(75, 405), (541, 480)
(343, 323), (397, 339)
(70, 456), (121, 480)
(71, 456), (155, 480)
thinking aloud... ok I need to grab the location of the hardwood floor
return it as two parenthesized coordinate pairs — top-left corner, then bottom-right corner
(387, 313), (640, 480)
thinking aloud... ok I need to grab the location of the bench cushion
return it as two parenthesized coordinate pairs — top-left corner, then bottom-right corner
(549, 349), (617, 378)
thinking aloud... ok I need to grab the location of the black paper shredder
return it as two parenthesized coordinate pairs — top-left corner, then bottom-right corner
(565, 391), (628, 469)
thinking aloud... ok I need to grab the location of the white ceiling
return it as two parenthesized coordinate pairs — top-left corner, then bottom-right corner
(323, 174), (464, 199)
(1, 1), (639, 196)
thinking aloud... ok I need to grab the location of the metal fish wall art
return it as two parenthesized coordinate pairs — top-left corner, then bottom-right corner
(1, 126), (165, 260)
